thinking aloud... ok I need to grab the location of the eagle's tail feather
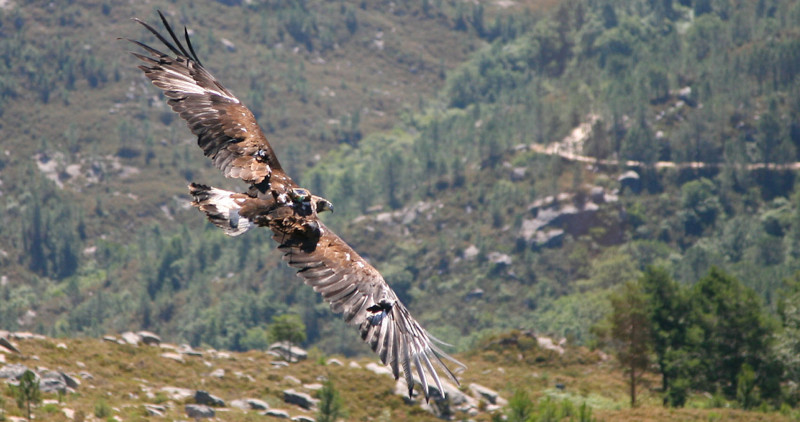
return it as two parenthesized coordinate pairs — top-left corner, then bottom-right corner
(188, 183), (251, 236)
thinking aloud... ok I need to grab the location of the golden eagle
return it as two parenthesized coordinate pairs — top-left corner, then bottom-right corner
(126, 12), (463, 399)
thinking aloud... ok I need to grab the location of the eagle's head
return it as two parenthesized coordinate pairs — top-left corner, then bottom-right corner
(313, 196), (334, 214)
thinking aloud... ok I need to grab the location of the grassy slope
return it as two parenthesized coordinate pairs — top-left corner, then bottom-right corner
(1, 334), (793, 421)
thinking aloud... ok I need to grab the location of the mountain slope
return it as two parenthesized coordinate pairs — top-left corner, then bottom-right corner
(2, 0), (800, 365)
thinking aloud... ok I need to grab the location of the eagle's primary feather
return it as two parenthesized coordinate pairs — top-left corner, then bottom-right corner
(128, 11), (464, 400)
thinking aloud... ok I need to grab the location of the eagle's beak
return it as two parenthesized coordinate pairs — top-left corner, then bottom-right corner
(315, 197), (334, 213)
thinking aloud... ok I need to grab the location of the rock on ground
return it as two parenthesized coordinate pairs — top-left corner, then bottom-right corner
(269, 342), (308, 362)
(185, 404), (215, 419)
(61, 371), (80, 388)
(40, 370), (67, 393)
(469, 383), (502, 404)
(283, 388), (319, 410)
(0, 363), (30, 380)
(365, 362), (393, 377)
(160, 352), (185, 363)
(137, 331), (161, 346)
(283, 375), (301, 385)
(144, 404), (166, 417)
(0, 336), (20, 353)
(161, 386), (193, 401)
(264, 408), (290, 418)
(245, 398), (270, 410)
(121, 331), (140, 345)
(195, 390), (226, 407)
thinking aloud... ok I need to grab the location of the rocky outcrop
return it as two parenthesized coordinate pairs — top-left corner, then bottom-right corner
(0, 363), (29, 381)
(519, 187), (622, 248)
(393, 376), (509, 419)
(40, 370), (68, 393)
(0, 364), (82, 396)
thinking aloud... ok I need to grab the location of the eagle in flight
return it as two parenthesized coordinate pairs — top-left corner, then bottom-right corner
(126, 12), (463, 400)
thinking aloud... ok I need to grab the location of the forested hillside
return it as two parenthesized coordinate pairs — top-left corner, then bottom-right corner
(3, 0), (800, 414)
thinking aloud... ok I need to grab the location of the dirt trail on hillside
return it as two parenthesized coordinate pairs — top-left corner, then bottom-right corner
(530, 118), (800, 171)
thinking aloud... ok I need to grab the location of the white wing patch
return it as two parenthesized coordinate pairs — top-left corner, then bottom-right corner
(159, 66), (239, 102)
(205, 187), (250, 236)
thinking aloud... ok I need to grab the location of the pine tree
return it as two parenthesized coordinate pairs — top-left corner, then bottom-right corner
(597, 281), (652, 407)
(692, 267), (777, 400)
(316, 379), (345, 422)
(268, 314), (307, 362)
(12, 370), (41, 421)
(640, 266), (692, 405)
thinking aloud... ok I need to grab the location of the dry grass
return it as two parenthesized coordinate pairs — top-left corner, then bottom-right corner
(1, 334), (794, 421)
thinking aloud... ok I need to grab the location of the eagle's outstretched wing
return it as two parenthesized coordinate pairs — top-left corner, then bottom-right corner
(130, 12), (464, 400)
(127, 12), (285, 186)
(274, 222), (465, 398)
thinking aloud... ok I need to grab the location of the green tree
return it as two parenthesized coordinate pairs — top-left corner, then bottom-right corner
(241, 326), (270, 351)
(640, 266), (693, 406)
(594, 281), (652, 407)
(774, 278), (800, 401)
(610, 281), (652, 407)
(679, 178), (720, 236)
(12, 370), (41, 421)
(692, 267), (778, 401)
(316, 379), (345, 422)
(268, 314), (307, 362)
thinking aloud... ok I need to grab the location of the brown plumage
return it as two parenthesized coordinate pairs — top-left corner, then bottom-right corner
(127, 11), (464, 400)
